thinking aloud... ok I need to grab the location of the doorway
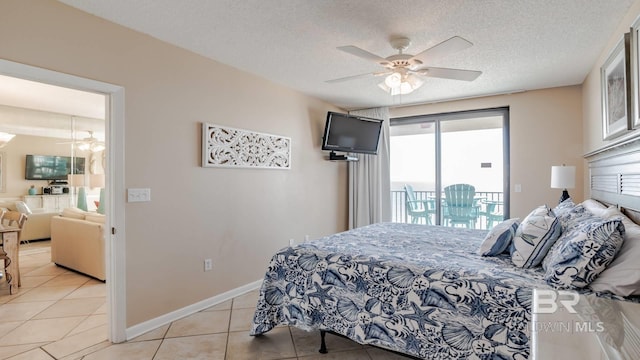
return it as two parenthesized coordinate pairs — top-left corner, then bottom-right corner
(0, 59), (126, 342)
(390, 107), (510, 230)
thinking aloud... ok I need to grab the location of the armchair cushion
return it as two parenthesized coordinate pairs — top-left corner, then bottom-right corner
(61, 207), (87, 220)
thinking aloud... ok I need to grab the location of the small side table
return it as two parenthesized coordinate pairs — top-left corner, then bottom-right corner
(0, 225), (21, 294)
(531, 289), (640, 359)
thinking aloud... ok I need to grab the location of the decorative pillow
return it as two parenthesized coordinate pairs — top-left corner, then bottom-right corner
(589, 207), (640, 296)
(553, 203), (593, 233)
(14, 201), (32, 215)
(511, 205), (562, 268)
(478, 218), (520, 256)
(61, 207), (86, 220)
(552, 197), (575, 220)
(543, 213), (625, 290)
(543, 204), (604, 270)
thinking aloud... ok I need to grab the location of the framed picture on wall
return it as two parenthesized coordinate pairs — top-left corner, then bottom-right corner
(601, 32), (632, 140)
(630, 17), (640, 129)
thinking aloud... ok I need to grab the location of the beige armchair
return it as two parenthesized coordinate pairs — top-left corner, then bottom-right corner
(50, 211), (105, 281)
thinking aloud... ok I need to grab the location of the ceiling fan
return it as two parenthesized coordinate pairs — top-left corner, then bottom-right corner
(327, 36), (482, 95)
(59, 130), (105, 152)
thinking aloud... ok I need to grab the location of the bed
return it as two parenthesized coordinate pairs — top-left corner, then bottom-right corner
(250, 139), (640, 359)
(250, 223), (549, 359)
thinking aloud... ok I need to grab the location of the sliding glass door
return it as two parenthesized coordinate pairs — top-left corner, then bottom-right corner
(390, 107), (509, 229)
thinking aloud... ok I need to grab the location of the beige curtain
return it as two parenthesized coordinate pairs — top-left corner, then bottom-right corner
(348, 107), (391, 229)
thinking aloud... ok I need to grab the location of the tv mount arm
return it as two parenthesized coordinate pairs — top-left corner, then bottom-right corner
(328, 151), (358, 162)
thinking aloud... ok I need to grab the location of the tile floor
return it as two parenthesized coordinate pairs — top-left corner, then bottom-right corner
(0, 241), (406, 360)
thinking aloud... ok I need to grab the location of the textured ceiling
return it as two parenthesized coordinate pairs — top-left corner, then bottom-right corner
(55, 0), (636, 110)
(45, 1), (638, 110)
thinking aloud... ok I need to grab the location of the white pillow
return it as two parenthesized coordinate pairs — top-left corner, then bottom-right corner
(478, 218), (520, 256)
(14, 201), (32, 215)
(580, 199), (609, 218)
(511, 205), (562, 268)
(589, 207), (640, 296)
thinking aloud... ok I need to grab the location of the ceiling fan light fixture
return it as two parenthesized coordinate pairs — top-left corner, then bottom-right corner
(384, 72), (402, 88)
(378, 74), (424, 95)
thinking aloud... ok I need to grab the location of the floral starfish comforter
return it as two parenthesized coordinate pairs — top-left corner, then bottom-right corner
(250, 222), (550, 359)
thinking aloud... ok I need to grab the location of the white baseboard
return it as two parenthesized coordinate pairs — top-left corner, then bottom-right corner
(125, 279), (263, 340)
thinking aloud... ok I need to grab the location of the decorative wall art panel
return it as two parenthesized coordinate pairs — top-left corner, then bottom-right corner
(202, 123), (291, 169)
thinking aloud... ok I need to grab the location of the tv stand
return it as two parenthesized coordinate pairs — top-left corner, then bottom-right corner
(328, 151), (358, 162)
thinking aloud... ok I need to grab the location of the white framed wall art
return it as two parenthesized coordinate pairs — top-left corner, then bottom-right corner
(202, 123), (291, 170)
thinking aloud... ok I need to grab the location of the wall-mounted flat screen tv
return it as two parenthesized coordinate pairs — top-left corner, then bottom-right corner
(25, 155), (85, 181)
(321, 111), (384, 155)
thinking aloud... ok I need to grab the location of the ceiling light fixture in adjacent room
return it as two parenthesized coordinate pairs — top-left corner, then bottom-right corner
(0, 132), (15, 148)
(77, 142), (105, 152)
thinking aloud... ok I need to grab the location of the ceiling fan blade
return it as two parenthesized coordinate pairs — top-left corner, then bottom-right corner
(326, 71), (391, 83)
(410, 36), (473, 63)
(337, 46), (391, 66)
(414, 67), (482, 81)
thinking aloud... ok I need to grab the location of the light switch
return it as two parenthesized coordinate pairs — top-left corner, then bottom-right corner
(515, 184), (522, 193)
(127, 188), (151, 202)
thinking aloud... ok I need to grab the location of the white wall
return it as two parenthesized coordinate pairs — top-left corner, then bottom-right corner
(0, 0), (347, 327)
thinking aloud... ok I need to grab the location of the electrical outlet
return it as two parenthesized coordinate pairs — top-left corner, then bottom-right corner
(204, 259), (213, 271)
(289, 239), (295, 246)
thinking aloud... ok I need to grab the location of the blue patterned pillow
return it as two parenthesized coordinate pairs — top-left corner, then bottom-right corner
(554, 203), (592, 232)
(552, 198), (575, 229)
(543, 215), (625, 289)
(478, 218), (520, 256)
(543, 204), (601, 271)
(511, 205), (562, 268)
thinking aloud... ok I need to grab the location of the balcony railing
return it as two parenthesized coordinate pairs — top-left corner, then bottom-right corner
(391, 190), (504, 230)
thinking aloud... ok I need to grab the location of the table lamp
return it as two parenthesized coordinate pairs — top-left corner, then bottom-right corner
(67, 174), (87, 211)
(551, 165), (575, 203)
(90, 174), (105, 214)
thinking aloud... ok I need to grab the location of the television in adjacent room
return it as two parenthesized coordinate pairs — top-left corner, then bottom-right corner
(321, 111), (384, 155)
(25, 155), (85, 181)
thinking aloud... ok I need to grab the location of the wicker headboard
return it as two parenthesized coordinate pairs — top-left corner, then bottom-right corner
(587, 137), (640, 225)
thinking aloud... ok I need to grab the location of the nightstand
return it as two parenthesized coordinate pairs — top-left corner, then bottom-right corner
(531, 289), (640, 359)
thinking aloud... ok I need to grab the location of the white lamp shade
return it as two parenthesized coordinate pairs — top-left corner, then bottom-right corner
(551, 165), (576, 189)
(90, 174), (105, 188)
(67, 174), (85, 186)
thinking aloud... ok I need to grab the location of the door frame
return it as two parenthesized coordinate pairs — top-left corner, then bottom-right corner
(0, 59), (127, 342)
(391, 107), (511, 224)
